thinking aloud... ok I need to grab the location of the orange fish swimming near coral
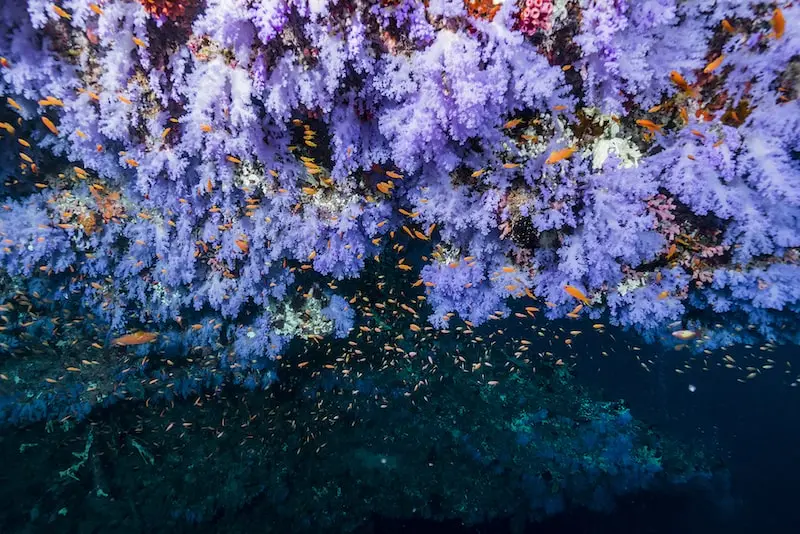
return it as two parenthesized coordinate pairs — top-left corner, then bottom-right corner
(111, 331), (159, 346)
(771, 8), (785, 39)
(703, 55), (725, 74)
(635, 119), (663, 133)
(545, 146), (577, 165)
(669, 71), (699, 98)
(41, 117), (59, 135)
(563, 284), (591, 305)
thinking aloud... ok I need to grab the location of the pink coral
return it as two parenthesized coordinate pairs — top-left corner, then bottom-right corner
(647, 194), (680, 242)
(519, 0), (554, 36)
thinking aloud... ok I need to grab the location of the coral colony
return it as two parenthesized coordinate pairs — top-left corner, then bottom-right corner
(0, 0), (798, 422)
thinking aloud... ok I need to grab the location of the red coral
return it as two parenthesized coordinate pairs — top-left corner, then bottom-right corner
(519, 0), (553, 36)
(137, 0), (191, 19)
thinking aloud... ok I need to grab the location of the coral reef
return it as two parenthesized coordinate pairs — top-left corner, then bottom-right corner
(0, 0), (798, 425)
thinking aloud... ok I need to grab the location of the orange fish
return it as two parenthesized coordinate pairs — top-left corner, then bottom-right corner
(38, 96), (64, 107)
(503, 118), (523, 129)
(235, 239), (249, 254)
(386, 171), (403, 179)
(89, 3), (104, 15)
(703, 55), (725, 74)
(52, 5), (71, 20)
(721, 19), (735, 33)
(671, 329), (696, 341)
(7, 97), (21, 111)
(132, 36), (146, 48)
(112, 331), (158, 346)
(666, 243), (677, 259)
(670, 70), (689, 90)
(376, 181), (393, 194)
(563, 284), (590, 305)
(545, 146), (577, 165)
(41, 117), (59, 135)
(771, 8), (785, 39)
(635, 119), (662, 133)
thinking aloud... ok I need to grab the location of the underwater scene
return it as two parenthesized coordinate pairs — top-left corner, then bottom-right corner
(0, 1), (798, 533)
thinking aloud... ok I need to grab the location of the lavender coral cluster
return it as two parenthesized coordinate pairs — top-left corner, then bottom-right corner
(0, 0), (798, 396)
